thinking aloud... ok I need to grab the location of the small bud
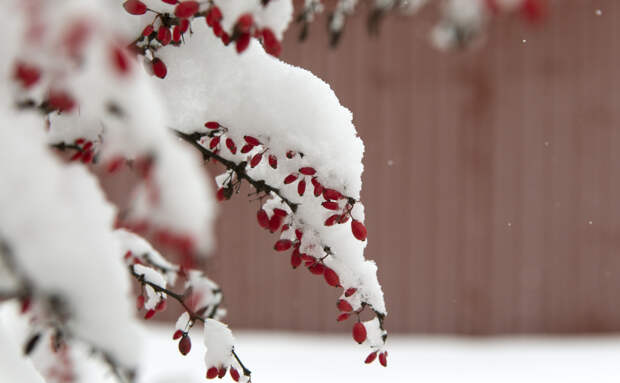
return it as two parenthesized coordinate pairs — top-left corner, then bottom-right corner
(353, 322), (367, 344)
(178, 334), (191, 355)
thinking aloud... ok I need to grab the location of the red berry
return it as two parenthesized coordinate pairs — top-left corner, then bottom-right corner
(365, 351), (377, 364)
(337, 299), (353, 312)
(226, 138), (237, 154)
(324, 268), (340, 287)
(274, 239), (292, 251)
(284, 174), (298, 184)
(322, 201), (339, 210)
(240, 144), (252, 153)
(20, 297), (31, 314)
(179, 18), (190, 33)
(173, 330), (183, 340)
(142, 25), (154, 36)
(290, 250), (301, 269)
(209, 136), (220, 149)
(324, 214), (340, 226)
(155, 299), (167, 311)
(230, 367), (240, 382)
(323, 188), (342, 200)
(111, 46), (130, 75)
(337, 313), (350, 322)
(351, 220), (367, 241)
(175, 1), (199, 18)
(379, 351), (388, 367)
(216, 187), (229, 201)
(236, 13), (253, 33)
(268, 155), (277, 169)
(178, 335), (191, 355)
(48, 89), (76, 112)
(221, 32), (230, 45)
(344, 288), (357, 297)
(261, 28), (281, 57)
(14, 62), (40, 88)
(250, 153), (262, 168)
(273, 208), (287, 217)
(123, 0), (147, 15)
(218, 367), (227, 378)
(314, 183), (323, 197)
(244, 135), (260, 146)
(309, 263), (325, 275)
(299, 167), (316, 175)
(152, 58), (167, 78)
(144, 309), (156, 319)
(257, 209), (269, 228)
(157, 26), (171, 45)
(210, 6), (222, 20)
(206, 367), (218, 379)
(298, 180), (306, 196)
(295, 229), (303, 240)
(106, 157), (125, 173)
(205, 121), (220, 129)
(236, 32), (251, 54)
(162, 0), (178, 4)
(339, 214), (350, 224)
(268, 214), (282, 232)
(353, 322), (367, 344)
(172, 26), (181, 42)
(286, 150), (295, 159)
(521, 0), (546, 22)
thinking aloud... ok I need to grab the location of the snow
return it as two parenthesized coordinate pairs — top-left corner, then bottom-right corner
(135, 327), (620, 383)
(203, 319), (235, 370)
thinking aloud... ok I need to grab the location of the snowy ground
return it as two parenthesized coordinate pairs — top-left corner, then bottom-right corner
(137, 326), (620, 383)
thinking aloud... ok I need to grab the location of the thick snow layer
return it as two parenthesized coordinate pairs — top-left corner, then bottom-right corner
(0, 112), (142, 367)
(203, 319), (235, 369)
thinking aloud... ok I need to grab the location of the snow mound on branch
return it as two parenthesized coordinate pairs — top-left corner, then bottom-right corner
(0, 112), (142, 367)
(203, 319), (234, 368)
(158, 21), (364, 198)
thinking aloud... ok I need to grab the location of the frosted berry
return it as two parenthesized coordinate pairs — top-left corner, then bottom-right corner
(353, 322), (367, 344)
(274, 239), (292, 251)
(152, 58), (167, 78)
(337, 299), (353, 312)
(178, 334), (191, 355)
(206, 367), (218, 379)
(230, 367), (240, 382)
(351, 220), (367, 241)
(324, 268), (340, 287)
(365, 351), (377, 364)
(379, 351), (388, 367)
(123, 0), (147, 15)
(172, 330), (183, 340)
(175, 1), (199, 18)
